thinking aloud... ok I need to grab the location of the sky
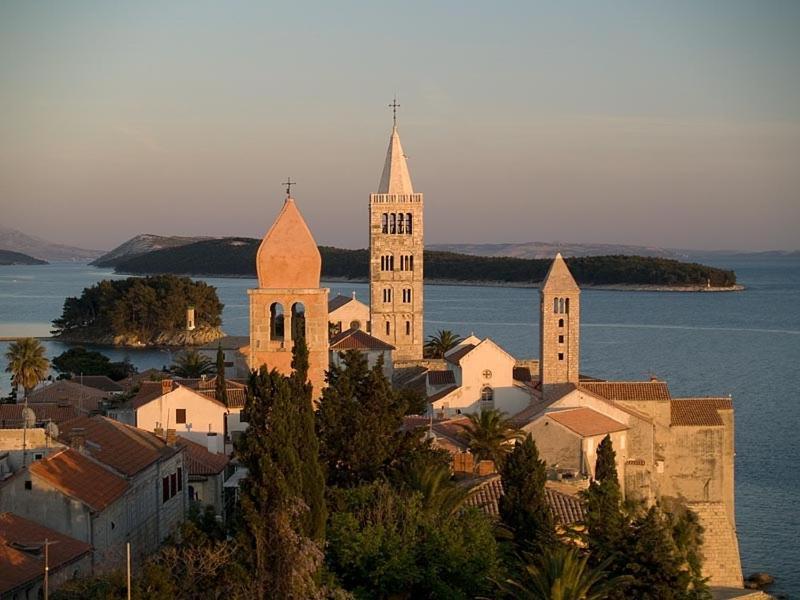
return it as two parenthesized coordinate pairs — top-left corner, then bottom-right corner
(1, 1), (799, 252)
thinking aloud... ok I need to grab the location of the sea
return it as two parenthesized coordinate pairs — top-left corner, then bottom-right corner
(0, 257), (798, 597)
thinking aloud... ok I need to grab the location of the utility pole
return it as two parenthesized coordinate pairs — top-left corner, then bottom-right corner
(127, 542), (131, 600)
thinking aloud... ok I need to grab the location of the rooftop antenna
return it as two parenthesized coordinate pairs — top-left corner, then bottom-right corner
(282, 177), (295, 198)
(388, 96), (400, 127)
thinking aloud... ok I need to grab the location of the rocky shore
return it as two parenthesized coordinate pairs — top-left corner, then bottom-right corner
(53, 325), (224, 348)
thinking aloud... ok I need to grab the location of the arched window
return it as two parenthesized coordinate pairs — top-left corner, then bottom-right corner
(559, 298), (565, 314)
(269, 302), (284, 341)
(397, 213), (405, 234)
(350, 320), (361, 330)
(405, 320), (411, 335)
(558, 318), (564, 328)
(565, 298), (570, 314)
(291, 302), (306, 341)
(385, 321), (391, 335)
(406, 213), (413, 234)
(390, 255), (395, 270)
(380, 256), (385, 271)
(409, 255), (414, 271)
(554, 298), (559, 313)
(480, 386), (494, 407)
(390, 213), (397, 234)
(381, 213), (388, 234)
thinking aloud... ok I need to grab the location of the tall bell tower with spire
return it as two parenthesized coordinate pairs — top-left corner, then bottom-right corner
(369, 100), (424, 362)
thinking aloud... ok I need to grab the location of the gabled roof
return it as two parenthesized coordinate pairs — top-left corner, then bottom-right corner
(26, 380), (107, 410)
(378, 126), (414, 195)
(670, 397), (732, 427)
(546, 408), (628, 438)
(428, 385), (459, 404)
(0, 512), (92, 595)
(328, 294), (359, 313)
(580, 381), (671, 402)
(427, 370), (456, 386)
(0, 403), (78, 428)
(129, 380), (228, 411)
(58, 416), (180, 477)
(177, 438), (230, 476)
(444, 344), (476, 365)
(330, 328), (395, 351)
(29, 448), (128, 511)
(541, 253), (579, 293)
(76, 375), (124, 393)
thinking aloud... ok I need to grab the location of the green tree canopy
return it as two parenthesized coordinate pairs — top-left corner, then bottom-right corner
(170, 349), (215, 378)
(52, 347), (136, 381)
(4, 337), (49, 398)
(458, 408), (523, 467)
(423, 329), (463, 358)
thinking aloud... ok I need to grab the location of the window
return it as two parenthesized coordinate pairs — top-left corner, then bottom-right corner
(390, 213), (396, 234)
(558, 352), (564, 361)
(24, 480), (32, 490)
(482, 369), (492, 380)
(33, 453), (43, 461)
(410, 255), (414, 271)
(270, 302), (285, 340)
(558, 318), (564, 328)
(565, 298), (570, 314)
(175, 409), (186, 424)
(402, 288), (412, 303)
(558, 335), (564, 343)
(559, 298), (565, 314)
(405, 321), (411, 335)
(406, 213), (413, 234)
(385, 321), (390, 335)
(381, 213), (388, 234)
(390, 255), (395, 271)
(383, 288), (392, 303)
(177, 467), (183, 492)
(554, 298), (559, 313)
(350, 320), (361, 330)
(480, 386), (494, 407)
(162, 477), (169, 503)
(170, 473), (177, 497)
(397, 213), (405, 233)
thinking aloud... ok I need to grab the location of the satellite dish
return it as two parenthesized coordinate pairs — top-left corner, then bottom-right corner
(22, 407), (36, 428)
(45, 421), (59, 439)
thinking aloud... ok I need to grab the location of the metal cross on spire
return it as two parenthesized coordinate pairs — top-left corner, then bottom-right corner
(282, 177), (295, 197)
(388, 97), (400, 127)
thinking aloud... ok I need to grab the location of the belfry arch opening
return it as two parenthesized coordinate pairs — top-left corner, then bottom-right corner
(291, 302), (306, 341)
(270, 302), (285, 341)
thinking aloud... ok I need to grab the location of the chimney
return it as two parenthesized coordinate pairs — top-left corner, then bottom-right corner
(206, 431), (219, 454)
(161, 379), (173, 395)
(476, 459), (496, 476)
(68, 427), (86, 451)
(154, 426), (165, 439)
(166, 428), (177, 446)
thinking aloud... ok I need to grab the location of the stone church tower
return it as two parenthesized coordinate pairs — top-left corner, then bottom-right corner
(248, 195), (329, 398)
(539, 253), (580, 395)
(369, 123), (424, 362)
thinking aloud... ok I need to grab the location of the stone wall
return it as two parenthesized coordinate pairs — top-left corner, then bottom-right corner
(689, 501), (744, 588)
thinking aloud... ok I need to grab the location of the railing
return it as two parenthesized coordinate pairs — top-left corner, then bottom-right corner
(370, 193), (423, 204)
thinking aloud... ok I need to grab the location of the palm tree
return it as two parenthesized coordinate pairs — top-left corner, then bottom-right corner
(459, 408), (523, 467)
(424, 329), (463, 358)
(170, 349), (215, 378)
(4, 338), (49, 399)
(402, 462), (471, 519)
(497, 545), (630, 600)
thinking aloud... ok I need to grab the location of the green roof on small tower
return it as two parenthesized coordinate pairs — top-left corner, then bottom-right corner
(541, 253), (580, 293)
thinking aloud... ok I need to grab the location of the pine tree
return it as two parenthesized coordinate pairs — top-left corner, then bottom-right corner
(214, 344), (228, 406)
(290, 333), (327, 543)
(583, 435), (625, 565)
(499, 434), (556, 549)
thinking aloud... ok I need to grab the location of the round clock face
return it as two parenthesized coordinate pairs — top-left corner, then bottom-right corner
(482, 369), (492, 380)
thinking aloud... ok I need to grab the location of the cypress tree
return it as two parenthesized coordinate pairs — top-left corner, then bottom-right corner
(290, 332), (327, 542)
(499, 434), (556, 549)
(583, 435), (625, 564)
(214, 344), (228, 406)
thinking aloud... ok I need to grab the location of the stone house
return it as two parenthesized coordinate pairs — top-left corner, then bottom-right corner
(178, 437), (230, 515)
(197, 335), (250, 379)
(26, 380), (108, 413)
(329, 327), (395, 380)
(0, 512), (93, 599)
(328, 293), (370, 335)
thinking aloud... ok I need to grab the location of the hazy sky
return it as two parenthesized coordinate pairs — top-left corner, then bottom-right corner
(1, 1), (799, 251)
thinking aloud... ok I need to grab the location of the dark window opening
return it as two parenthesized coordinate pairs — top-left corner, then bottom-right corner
(558, 352), (564, 361)
(175, 409), (186, 424)
(558, 335), (564, 343)
(162, 477), (169, 502)
(24, 480), (32, 490)
(177, 467), (183, 492)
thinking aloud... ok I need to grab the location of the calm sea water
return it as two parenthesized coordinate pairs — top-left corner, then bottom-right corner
(1, 258), (798, 596)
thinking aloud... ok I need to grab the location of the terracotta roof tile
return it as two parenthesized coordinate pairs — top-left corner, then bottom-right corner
(0, 403), (78, 428)
(670, 397), (732, 427)
(29, 448), (128, 511)
(76, 375), (124, 393)
(444, 344), (476, 365)
(26, 380), (107, 411)
(580, 381), (671, 402)
(464, 475), (585, 525)
(177, 438), (230, 476)
(330, 328), (395, 351)
(58, 416), (179, 477)
(547, 408), (628, 437)
(0, 512), (92, 594)
(427, 370), (456, 386)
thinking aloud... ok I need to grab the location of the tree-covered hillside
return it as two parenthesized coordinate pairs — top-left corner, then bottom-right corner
(0, 249), (48, 265)
(111, 238), (737, 287)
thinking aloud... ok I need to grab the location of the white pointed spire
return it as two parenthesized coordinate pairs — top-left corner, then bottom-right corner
(378, 126), (414, 195)
(542, 253), (580, 293)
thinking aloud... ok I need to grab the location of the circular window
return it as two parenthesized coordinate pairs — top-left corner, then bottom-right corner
(350, 320), (361, 330)
(482, 369), (492, 380)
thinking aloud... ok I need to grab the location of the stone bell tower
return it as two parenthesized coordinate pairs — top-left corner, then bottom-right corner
(369, 109), (424, 362)
(248, 193), (329, 398)
(539, 253), (580, 396)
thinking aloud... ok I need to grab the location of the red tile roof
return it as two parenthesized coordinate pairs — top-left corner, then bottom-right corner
(330, 328), (395, 351)
(177, 438), (230, 476)
(670, 397), (732, 427)
(130, 380), (229, 410)
(580, 381), (671, 402)
(0, 512), (92, 595)
(547, 408), (628, 438)
(0, 403), (78, 428)
(444, 344), (476, 365)
(427, 370), (456, 386)
(58, 416), (180, 477)
(29, 449), (128, 511)
(27, 380), (107, 411)
(75, 375), (124, 393)
(464, 475), (585, 525)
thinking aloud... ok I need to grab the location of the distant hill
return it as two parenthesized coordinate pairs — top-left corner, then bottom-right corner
(91, 233), (212, 267)
(0, 226), (102, 262)
(0, 249), (48, 266)
(111, 237), (737, 288)
(427, 241), (689, 260)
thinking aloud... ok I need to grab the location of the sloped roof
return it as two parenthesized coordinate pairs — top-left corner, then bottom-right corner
(27, 380), (107, 410)
(0, 512), (92, 595)
(130, 380), (229, 410)
(428, 385), (459, 404)
(427, 370), (456, 386)
(444, 344), (476, 365)
(29, 448), (128, 511)
(670, 397), (732, 427)
(328, 294), (356, 313)
(547, 408), (628, 438)
(330, 328), (395, 351)
(76, 375), (124, 393)
(512, 366), (532, 382)
(580, 381), (671, 402)
(177, 438), (230, 476)
(378, 125), (414, 195)
(541, 253), (579, 293)
(0, 403), (78, 428)
(58, 416), (180, 477)
(464, 475), (585, 525)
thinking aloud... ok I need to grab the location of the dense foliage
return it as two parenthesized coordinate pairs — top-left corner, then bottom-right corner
(112, 238), (737, 287)
(52, 275), (223, 343)
(4, 337), (49, 397)
(52, 347), (136, 380)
